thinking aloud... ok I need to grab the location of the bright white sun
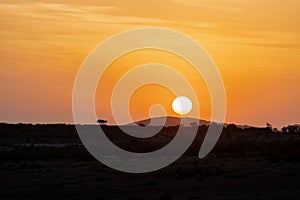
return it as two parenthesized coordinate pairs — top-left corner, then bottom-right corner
(172, 96), (193, 115)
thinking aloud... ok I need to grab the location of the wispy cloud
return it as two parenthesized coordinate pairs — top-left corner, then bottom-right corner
(1, 0), (299, 51)
(0, 2), (163, 24)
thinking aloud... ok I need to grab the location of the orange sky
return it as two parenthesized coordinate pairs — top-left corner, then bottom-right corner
(1, 0), (300, 127)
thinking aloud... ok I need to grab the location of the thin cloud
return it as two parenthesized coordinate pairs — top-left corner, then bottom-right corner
(0, 2), (163, 25)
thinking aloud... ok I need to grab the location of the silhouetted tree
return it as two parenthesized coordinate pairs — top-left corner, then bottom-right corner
(266, 123), (273, 130)
(281, 124), (300, 133)
(287, 125), (300, 133)
(138, 123), (146, 127)
(282, 127), (287, 133)
(272, 128), (279, 133)
(96, 119), (108, 125)
(226, 124), (238, 130)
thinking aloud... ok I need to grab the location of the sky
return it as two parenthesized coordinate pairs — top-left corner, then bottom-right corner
(1, 0), (300, 128)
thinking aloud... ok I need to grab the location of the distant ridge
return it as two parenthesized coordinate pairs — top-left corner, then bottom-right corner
(134, 116), (209, 127)
(129, 116), (253, 129)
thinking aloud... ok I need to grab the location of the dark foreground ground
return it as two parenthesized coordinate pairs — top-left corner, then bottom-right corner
(0, 123), (300, 200)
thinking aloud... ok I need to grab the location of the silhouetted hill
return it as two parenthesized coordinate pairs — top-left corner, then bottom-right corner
(132, 116), (210, 127)
(131, 116), (253, 129)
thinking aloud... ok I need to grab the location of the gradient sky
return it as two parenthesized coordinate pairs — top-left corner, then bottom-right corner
(1, 0), (300, 127)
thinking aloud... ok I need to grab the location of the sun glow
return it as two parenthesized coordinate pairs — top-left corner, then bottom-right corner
(172, 96), (193, 115)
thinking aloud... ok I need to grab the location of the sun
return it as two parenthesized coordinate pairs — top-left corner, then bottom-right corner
(172, 96), (193, 115)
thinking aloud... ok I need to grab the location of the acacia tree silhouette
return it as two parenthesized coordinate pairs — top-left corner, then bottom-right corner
(96, 119), (108, 125)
